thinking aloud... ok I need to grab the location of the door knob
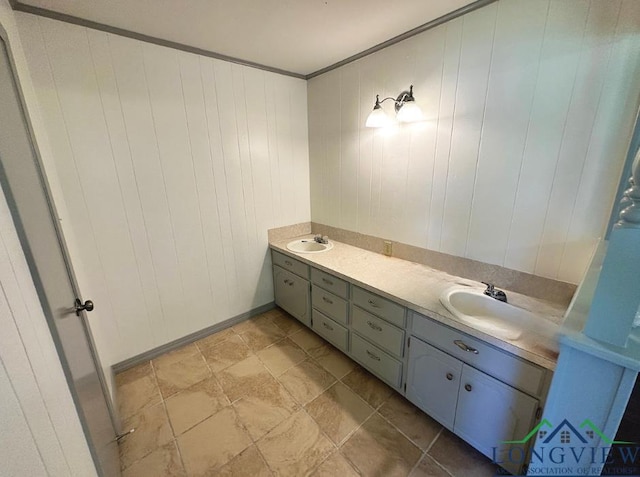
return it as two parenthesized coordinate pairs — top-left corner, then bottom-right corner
(75, 298), (94, 316)
(446, 373), (454, 381)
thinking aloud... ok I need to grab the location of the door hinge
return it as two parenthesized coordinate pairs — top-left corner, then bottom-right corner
(403, 382), (407, 392)
(113, 428), (135, 442)
(407, 336), (411, 348)
(536, 407), (543, 420)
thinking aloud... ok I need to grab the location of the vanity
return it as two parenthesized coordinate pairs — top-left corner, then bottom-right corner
(270, 236), (562, 475)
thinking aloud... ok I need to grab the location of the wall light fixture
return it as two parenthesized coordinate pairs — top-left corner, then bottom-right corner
(365, 85), (424, 128)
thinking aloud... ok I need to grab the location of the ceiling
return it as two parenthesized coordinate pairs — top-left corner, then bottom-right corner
(16, 0), (478, 77)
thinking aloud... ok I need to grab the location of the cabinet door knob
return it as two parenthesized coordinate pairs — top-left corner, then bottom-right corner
(464, 384), (472, 392)
(446, 373), (453, 381)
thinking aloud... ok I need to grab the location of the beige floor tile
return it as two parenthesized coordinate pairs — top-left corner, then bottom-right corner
(409, 455), (450, 477)
(202, 334), (252, 373)
(240, 320), (287, 351)
(257, 410), (334, 477)
(427, 430), (498, 477)
(310, 451), (361, 477)
(195, 327), (237, 351)
(342, 367), (394, 409)
(233, 314), (275, 334)
(341, 413), (422, 477)
(116, 367), (161, 420)
(277, 359), (336, 405)
(234, 378), (299, 440)
(271, 312), (305, 335)
(152, 343), (200, 369)
(122, 442), (185, 477)
(116, 362), (153, 387)
(119, 403), (173, 469)
(165, 377), (230, 435)
(218, 355), (278, 402)
(256, 337), (307, 376)
(178, 406), (252, 476)
(155, 353), (212, 399)
(216, 445), (273, 477)
(288, 327), (326, 355)
(311, 343), (356, 379)
(306, 382), (374, 444)
(379, 394), (442, 450)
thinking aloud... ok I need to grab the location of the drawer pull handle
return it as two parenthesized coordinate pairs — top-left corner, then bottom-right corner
(366, 350), (381, 361)
(322, 278), (333, 285)
(285, 260), (293, 266)
(283, 279), (294, 287)
(367, 321), (382, 332)
(322, 296), (333, 305)
(322, 322), (334, 331)
(465, 384), (472, 392)
(367, 299), (381, 308)
(446, 373), (453, 381)
(454, 340), (479, 354)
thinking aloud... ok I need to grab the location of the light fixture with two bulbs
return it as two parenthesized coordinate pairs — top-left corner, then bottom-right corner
(365, 85), (424, 128)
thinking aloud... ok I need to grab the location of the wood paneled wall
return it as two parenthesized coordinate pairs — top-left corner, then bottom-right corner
(15, 14), (310, 365)
(308, 0), (640, 284)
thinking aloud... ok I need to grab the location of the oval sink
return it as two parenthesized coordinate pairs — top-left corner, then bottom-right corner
(286, 239), (334, 254)
(440, 286), (526, 340)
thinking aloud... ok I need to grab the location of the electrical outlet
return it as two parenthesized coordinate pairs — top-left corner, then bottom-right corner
(383, 240), (392, 256)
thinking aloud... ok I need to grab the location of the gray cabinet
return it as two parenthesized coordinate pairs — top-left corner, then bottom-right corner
(273, 252), (311, 326)
(407, 336), (538, 476)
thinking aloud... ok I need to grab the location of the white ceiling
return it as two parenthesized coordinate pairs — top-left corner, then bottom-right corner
(18, 0), (477, 76)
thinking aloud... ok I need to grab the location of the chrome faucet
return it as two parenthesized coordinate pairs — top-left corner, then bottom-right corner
(314, 234), (329, 244)
(482, 282), (507, 303)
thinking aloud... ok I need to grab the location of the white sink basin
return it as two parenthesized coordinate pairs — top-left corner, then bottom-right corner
(440, 286), (527, 340)
(286, 239), (333, 254)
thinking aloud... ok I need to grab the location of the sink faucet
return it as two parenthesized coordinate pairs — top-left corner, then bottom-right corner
(481, 282), (507, 303)
(314, 234), (329, 244)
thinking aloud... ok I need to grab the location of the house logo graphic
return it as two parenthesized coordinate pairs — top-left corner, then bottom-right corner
(492, 419), (639, 476)
(502, 418), (635, 446)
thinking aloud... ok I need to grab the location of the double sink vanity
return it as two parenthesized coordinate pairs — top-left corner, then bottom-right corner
(270, 234), (565, 475)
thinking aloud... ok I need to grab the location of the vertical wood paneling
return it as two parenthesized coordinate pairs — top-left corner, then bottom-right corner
(308, 0), (640, 283)
(504, 0), (590, 275)
(440, 3), (497, 258)
(17, 17), (310, 362)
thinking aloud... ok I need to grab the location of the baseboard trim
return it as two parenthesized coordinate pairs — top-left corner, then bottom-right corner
(112, 301), (276, 373)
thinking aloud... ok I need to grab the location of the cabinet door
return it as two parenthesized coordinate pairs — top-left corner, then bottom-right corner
(273, 266), (310, 326)
(406, 337), (462, 430)
(454, 365), (538, 475)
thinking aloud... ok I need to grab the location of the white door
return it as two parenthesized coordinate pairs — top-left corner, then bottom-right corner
(0, 32), (120, 476)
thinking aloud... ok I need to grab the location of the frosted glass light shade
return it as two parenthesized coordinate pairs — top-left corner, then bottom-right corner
(396, 101), (424, 123)
(365, 107), (392, 128)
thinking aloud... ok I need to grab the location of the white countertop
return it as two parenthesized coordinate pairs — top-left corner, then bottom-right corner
(270, 235), (567, 370)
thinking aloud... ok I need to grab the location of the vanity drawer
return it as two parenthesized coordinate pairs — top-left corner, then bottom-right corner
(352, 306), (404, 357)
(311, 268), (349, 299)
(312, 286), (348, 325)
(312, 310), (348, 352)
(272, 250), (309, 279)
(352, 287), (406, 328)
(351, 333), (402, 389)
(410, 312), (546, 397)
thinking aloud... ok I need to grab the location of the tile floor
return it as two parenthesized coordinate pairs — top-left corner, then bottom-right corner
(116, 308), (501, 477)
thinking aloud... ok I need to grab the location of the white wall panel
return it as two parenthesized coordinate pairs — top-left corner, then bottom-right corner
(16, 15), (310, 364)
(308, 0), (640, 284)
